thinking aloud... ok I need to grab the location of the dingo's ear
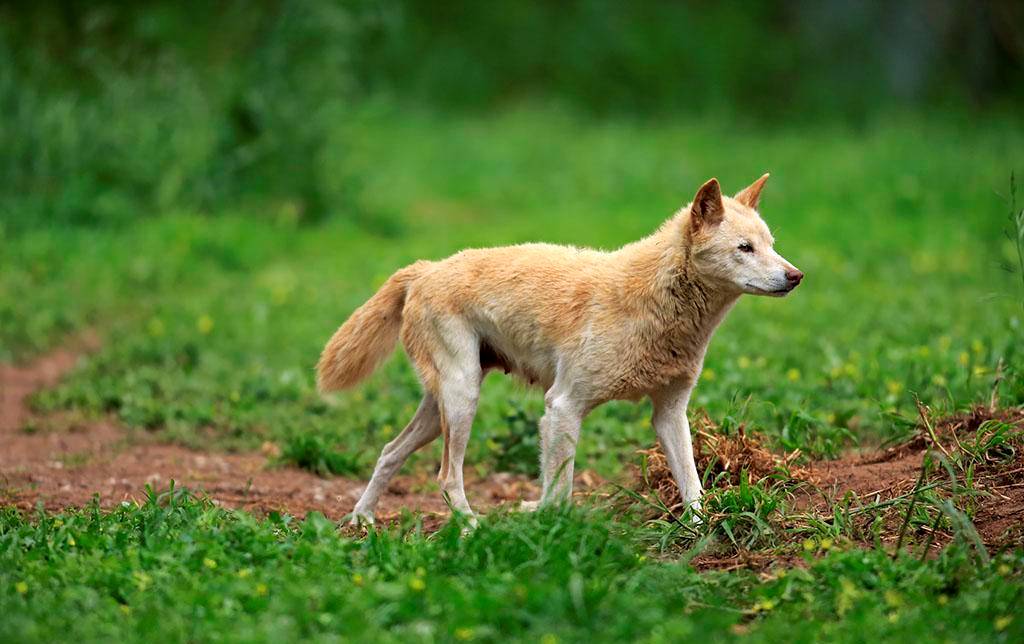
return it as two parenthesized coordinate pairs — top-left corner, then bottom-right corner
(734, 173), (769, 210)
(691, 178), (724, 230)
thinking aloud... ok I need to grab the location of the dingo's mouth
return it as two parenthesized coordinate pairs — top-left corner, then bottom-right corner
(745, 283), (796, 297)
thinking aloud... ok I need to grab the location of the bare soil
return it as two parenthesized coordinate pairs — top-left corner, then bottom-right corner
(638, 407), (1024, 562)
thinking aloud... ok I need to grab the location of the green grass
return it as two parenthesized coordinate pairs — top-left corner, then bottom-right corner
(1, 493), (1021, 643)
(3, 104), (1024, 641)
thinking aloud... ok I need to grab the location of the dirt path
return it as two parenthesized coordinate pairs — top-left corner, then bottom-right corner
(0, 338), (539, 526)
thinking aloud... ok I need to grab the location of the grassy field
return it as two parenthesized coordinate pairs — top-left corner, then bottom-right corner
(2, 105), (1024, 641)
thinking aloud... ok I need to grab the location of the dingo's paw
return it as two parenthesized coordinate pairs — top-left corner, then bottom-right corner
(348, 510), (375, 526)
(683, 499), (703, 526)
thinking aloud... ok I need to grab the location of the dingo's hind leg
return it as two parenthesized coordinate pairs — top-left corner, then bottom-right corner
(351, 394), (441, 524)
(436, 364), (481, 520)
(403, 311), (483, 521)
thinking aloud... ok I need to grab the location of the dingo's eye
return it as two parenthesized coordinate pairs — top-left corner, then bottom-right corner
(738, 242), (754, 253)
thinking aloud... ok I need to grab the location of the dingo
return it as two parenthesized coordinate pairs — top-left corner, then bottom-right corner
(318, 175), (802, 523)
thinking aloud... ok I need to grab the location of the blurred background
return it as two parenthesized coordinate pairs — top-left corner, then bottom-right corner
(3, 0), (1022, 230)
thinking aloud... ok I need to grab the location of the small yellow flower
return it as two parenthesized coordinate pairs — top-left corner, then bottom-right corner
(540, 635), (559, 644)
(197, 314), (215, 335)
(752, 599), (775, 612)
(256, 583), (268, 596)
(237, 568), (252, 579)
(931, 374), (947, 387)
(826, 413), (837, 425)
(887, 612), (900, 624)
(998, 563), (1011, 576)
(971, 339), (984, 354)
(352, 573), (364, 587)
(455, 627), (475, 640)
(120, 605), (131, 615)
(802, 538), (816, 551)
(972, 365), (989, 378)
(819, 538), (834, 550)
(702, 369), (716, 382)
(15, 581), (28, 595)
(884, 590), (903, 608)
(229, 390), (241, 403)
(738, 356), (751, 369)
(843, 363), (859, 378)
(380, 424), (394, 438)
(67, 536), (76, 547)
(133, 571), (152, 591)
(937, 594), (949, 605)
(885, 380), (904, 396)
(54, 519), (63, 527)
(409, 577), (426, 592)
(916, 346), (931, 358)
(958, 351), (970, 367)
(203, 558), (217, 570)
(995, 616), (1012, 632)
(271, 285), (291, 305)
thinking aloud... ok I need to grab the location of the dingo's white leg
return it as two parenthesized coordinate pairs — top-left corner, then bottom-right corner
(437, 376), (480, 520)
(538, 390), (585, 506)
(432, 325), (483, 522)
(651, 383), (703, 517)
(351, 394), (441, 524)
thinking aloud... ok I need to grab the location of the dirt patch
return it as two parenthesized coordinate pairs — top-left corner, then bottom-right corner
(0, 331), (100, 433)
(635, 405), (1024, 561)
(0, 339), (552, 524)
(805, 405), (1024, 550)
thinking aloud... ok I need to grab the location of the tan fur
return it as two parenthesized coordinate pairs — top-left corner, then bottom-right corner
(316, 261), (430, 391)
(319, 176), (803, 522)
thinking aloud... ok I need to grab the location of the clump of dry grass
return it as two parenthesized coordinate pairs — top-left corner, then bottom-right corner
(636, 411), (814, 513)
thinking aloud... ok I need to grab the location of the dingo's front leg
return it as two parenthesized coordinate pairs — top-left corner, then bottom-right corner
(538, 391), (585, 506)
(651, 383), (703, 519)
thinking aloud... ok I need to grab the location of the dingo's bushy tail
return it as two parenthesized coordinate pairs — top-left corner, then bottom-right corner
(316, 262), (428, 392)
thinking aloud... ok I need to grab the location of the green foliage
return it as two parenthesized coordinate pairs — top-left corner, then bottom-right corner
(0, 494), (1021, 642)
(280, 434), (363, 477)
(487, 402), (541, 477)
(4, 1), (1021, 232)
(0, 1), (359, 230)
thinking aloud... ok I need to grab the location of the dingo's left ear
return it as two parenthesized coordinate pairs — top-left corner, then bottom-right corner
(690, 178), (724, 230)
(735, 173), (770, 210)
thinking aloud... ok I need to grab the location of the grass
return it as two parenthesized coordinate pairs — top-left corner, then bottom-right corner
(2, 103), (1024, 640)
(1, 492), (1021, 642)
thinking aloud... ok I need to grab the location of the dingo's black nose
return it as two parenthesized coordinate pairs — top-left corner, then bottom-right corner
(786, 269), (804, 286)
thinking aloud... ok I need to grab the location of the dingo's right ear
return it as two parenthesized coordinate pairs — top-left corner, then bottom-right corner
(690, 178), (724, 231)
(735, 173), (769, 210)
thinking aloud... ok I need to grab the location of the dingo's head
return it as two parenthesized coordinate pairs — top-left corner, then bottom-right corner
(685, 175), (803, 297)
